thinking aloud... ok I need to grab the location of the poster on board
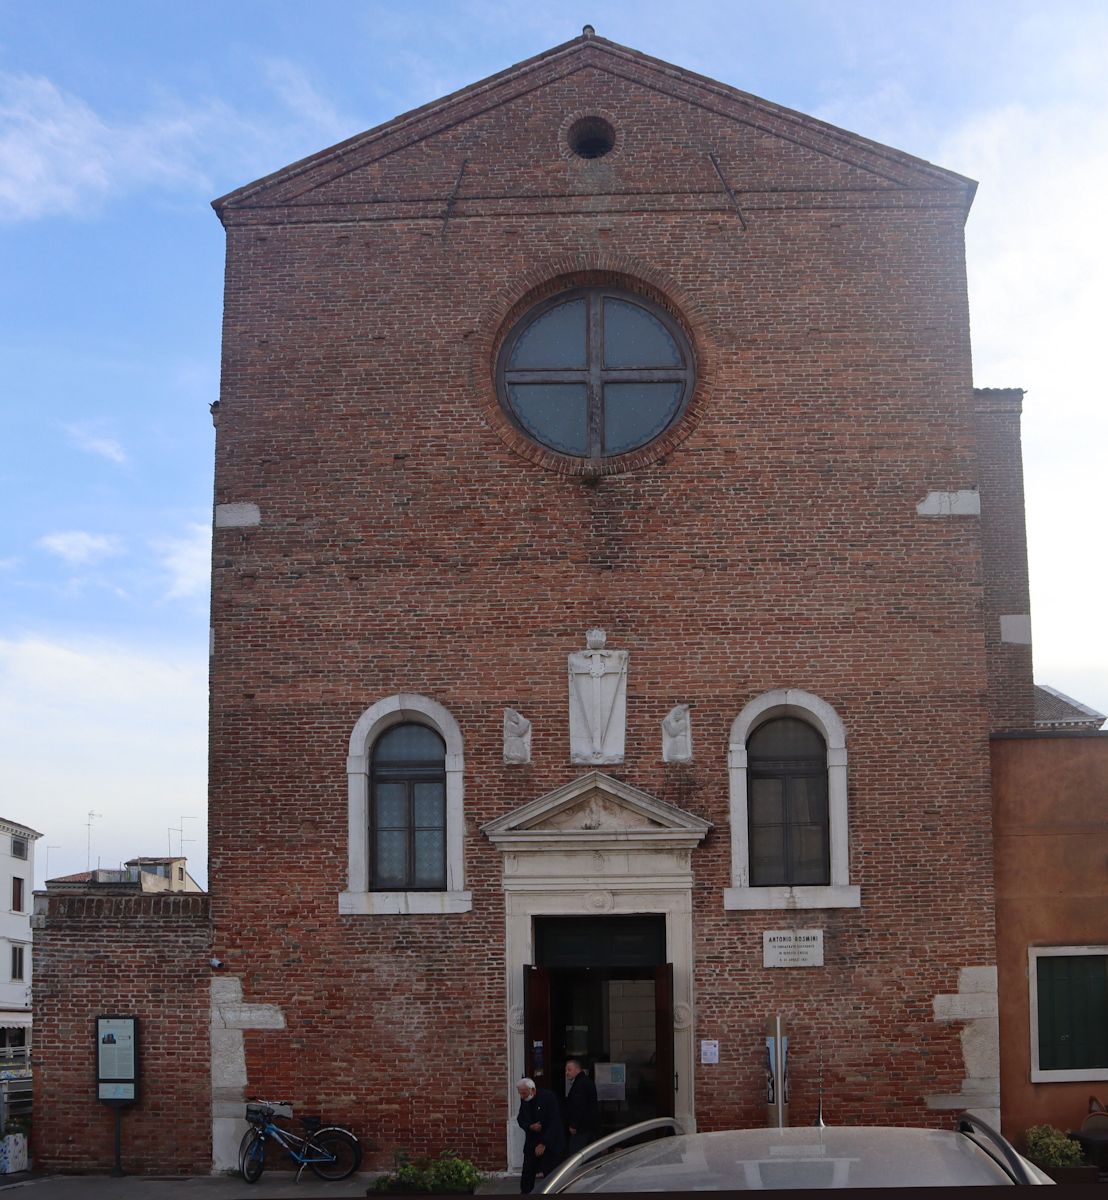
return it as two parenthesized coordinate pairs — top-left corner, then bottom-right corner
(96, 1016), (138, 1104)
(594, 1062), (626, 1102)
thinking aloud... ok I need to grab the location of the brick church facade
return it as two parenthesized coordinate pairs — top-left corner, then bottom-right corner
(37, 31), (1077, 1174)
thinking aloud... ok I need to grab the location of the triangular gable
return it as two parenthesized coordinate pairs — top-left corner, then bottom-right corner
(213, 32), (975, 219)
(481, 770), (711, 850)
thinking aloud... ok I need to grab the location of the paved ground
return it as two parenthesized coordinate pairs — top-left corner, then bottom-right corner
(0, 1171), (520, 1198)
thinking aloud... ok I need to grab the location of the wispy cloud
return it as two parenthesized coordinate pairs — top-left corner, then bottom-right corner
(0, 71), (216, 222)
(153, 522), (211, 601)
(261, 58), (357, 144)
(0, 634), (207, 884)
(939, 97), (1108, 709)
(62, 421), (127, 464)
(0, 60), (361, 223)
(38, 530), (124, 565)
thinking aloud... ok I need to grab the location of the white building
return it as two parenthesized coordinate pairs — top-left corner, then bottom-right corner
(0, 819), (40, 1055)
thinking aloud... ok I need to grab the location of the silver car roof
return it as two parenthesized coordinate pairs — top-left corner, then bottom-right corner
(556, 1125), (1038, 1190)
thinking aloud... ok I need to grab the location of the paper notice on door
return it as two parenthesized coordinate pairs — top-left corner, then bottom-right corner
(594, 1062), (626, 1102)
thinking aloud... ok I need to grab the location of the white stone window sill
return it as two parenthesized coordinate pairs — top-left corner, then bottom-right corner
(338, 890), (473, 915)
(1031, 1067), (1108, 1083)
(723, 885), (860, 911)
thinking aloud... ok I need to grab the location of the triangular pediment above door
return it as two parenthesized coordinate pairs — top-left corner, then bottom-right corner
(481, 771), (711, 851)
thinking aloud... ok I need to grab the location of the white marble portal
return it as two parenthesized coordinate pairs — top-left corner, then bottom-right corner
(568, 629), (628, 764)
(482, 772), (711, 1169)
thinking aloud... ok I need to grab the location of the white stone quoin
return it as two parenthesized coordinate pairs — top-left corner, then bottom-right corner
(568, 629), (628, 764)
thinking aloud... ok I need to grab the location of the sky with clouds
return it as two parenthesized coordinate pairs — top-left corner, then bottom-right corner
(2, 0), (1105, 888)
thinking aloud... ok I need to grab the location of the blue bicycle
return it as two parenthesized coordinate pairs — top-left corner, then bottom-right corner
(239, 1098), (362, 1183)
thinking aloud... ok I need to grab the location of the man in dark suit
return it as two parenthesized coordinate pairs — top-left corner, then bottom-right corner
(564, 1059), (601, 1153)
(516, 1077), (566, 1193)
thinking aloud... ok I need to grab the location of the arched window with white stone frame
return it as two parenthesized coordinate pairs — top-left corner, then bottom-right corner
(724, 689), (859, 911)
(339, 693), (471, 915)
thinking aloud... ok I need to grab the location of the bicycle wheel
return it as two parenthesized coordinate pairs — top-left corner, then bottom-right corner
(238, 1127), (257, 1175)
(241, 1130), (266, 1183)
(307, 1127), (361, 1180)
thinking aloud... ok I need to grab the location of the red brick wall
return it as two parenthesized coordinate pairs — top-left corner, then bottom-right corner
(209, 39), (997, 1165)
(974, 389), (1035, 731)
(33, 892), (211, 1173)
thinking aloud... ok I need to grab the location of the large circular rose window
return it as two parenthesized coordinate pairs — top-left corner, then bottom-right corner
(495, 287), (695, 461)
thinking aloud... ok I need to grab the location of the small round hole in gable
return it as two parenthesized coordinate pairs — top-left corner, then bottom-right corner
(568, 116), (616, 160)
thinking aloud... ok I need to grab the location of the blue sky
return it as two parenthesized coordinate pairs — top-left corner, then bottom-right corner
(2, 0), (1106, 887)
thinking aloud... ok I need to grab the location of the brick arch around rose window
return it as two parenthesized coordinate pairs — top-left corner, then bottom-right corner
(339, 692), (472, 915)
(470, 251), (719, 477)
(723, 688), (860, 911)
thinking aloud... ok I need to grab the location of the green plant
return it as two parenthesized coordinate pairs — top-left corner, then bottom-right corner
(1024, 1124), (1086, 1168)
(373, 1150), (481, 1193)
(2, 1117), (29, 1137)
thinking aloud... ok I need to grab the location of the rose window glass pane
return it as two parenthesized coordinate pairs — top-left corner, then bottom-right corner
(413, 782), (445, 828)
(602, 298), (682, 367)
(509, 383), (589, 456)
(375, 830), (407, 888)
(374, 783), (407, 828)
(413, 830), (446, 888)
(509, 299), (587, 369)
(603, 383), (683, 455)
(372, 724), (445, 763)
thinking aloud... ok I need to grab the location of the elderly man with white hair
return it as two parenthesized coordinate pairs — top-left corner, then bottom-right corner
(516, 1076), (566, 1193)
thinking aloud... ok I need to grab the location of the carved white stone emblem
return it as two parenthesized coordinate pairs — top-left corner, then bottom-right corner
(662, 704), (693, 762)
(503, 708), (532, 764)
(568, 629), (628, 764)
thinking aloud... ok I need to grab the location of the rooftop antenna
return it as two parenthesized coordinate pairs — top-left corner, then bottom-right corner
(177, 814), (197, 859)
(43, 844), (61, 886)
(86, 811), (102, 871)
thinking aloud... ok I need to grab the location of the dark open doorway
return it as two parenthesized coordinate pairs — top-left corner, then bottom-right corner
(525, 915), (674, 1134)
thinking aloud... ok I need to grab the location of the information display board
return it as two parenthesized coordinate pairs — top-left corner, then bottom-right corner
(96, 1016), (138, 1104)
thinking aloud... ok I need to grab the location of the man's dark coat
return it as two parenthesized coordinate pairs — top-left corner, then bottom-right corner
(565, 1071), (601, 1150)
(517, 1087), (566, 1193)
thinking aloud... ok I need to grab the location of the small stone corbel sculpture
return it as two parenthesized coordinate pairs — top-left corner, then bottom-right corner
(662, 703), (693, 762)
(503, 708), (532, 764)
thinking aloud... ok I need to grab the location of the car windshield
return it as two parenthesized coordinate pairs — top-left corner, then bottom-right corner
(558, 1127), (1025, 1190)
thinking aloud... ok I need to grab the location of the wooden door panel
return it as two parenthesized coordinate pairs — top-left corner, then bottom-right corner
(654, 963), (675, 1117)
(524, 965), (553, 1087)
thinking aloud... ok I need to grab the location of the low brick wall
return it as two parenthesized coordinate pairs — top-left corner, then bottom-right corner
(32, 891), (212, 1173)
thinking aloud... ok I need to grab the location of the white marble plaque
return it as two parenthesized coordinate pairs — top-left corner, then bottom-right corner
(568, 629), (628, 764)
(763, 929), (824, 968)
